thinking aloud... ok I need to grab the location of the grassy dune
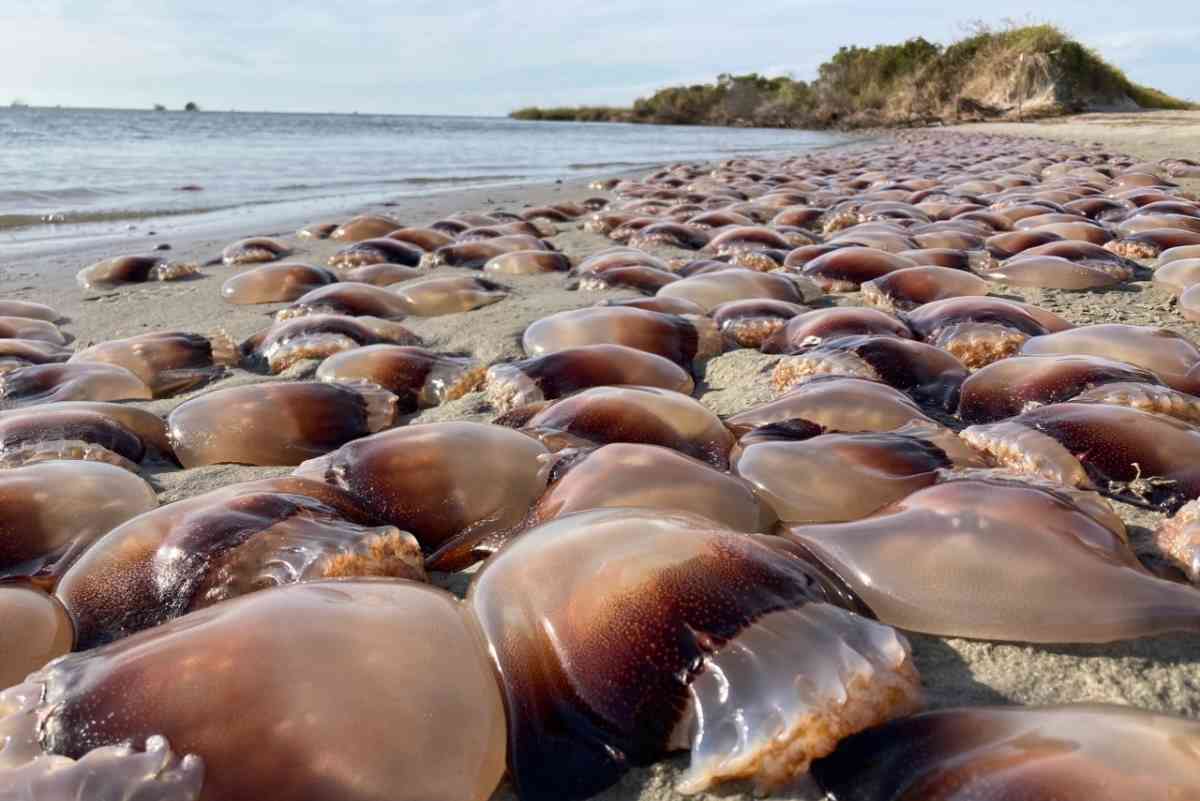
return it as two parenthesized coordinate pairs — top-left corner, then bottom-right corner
(511, 24), (1194, 129)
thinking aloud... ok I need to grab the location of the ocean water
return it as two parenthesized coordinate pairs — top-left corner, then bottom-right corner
(0, 107), (847, 244)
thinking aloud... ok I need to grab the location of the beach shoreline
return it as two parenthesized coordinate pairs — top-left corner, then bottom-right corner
(2, 112), (1199, 801)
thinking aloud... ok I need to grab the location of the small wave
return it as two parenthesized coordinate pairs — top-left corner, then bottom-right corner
(0, 186), (126, 205)
(272, 174), (527, 192)
(0, 206), (230, 231)
(566, 160), (654, 170)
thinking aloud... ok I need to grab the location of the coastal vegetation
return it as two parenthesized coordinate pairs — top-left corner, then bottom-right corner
(511, 24), (1194, 129)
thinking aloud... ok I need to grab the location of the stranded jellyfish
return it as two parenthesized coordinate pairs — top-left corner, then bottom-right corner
(220, 263), (338, 304)
(468, 508), (921, 800)
(0, 581), (506, 801)
(316, 345), (485, 413)
(69, 331), (238, 397)
(167, 381), (396, 467)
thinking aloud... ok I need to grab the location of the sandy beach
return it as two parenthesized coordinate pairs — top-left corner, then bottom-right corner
(2, 112), (1199, 800)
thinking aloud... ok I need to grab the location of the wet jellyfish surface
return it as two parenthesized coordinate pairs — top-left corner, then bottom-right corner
(330, 214), (402, 241)
(772, 335), (967, 411)
(430, 442), (776, 570)
(390, 275), (509, 316)
(483, 250), (572, 275)
(522, 306), (721, 373)
(484, 344), (694, 412)
(0, 339), (72, 374)
(241, 314), (421, 373)
(963, 401), (1200, 510)
(902, 297), (1052, 368)
(760, 307), (913, 354)
(220, 262), (338, 304)
(734, 428), (979, 524)
(656, 269), (820, 312)
(76, 255), (199, 289)
(0, 460), (157, 584)
(340, 262), (422, 286)
(294, 421), (550, 551)
(0, 407), (152, 471)
(784, 475), (1200, 642)
(328, 237), (424, 269)
(0, 583), (74, 689)
(519, 385), (736, 468)
(220, 237), (289, 265)
(0, 317), (69, 346)
(983, 254), (1128, 290)
(957, 354), (1164, 424)
(421, 236), (548, 269)
(277, 282), (414, 320)
(55, 476), (426, 646)
(316, 345), (485, 413)
(799, 247), (916, 291)
(810, 705), (1200, 801)
(0, 300), (62, 323)
(860, 266), (990, 311)
(168, 381), (396, 467)
(1019, 323), (1200, 393)
(0, 361), (152, 407)
(726, 376), (937, 434)
(0, 581), (507, 801)
(467, 507), (922, 801)
(69, 331), (239, 397)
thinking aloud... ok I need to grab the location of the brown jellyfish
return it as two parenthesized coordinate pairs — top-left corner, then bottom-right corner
(727, 376), (937, 434)
(735, 426), (979, 524)
(296, 220), (339, 239)
(0, 580), (506, 801)
(903, 297), (1052, 368)
(340, 262), (421, 286)
(221, 237), (289, 265)
(799, 247), (916, 291)
(316, 345), (484, 412)
(467, 507), (921, 801)
(429, 443), (777, 570)
(576, 248), (671, 274)
(598, 295), (706, 315)
(957, 355), (1164, 424)
(0, 317), (68, 346)
(0, 362), (152, 407)
(984, 255), (1127, 290)
(893, 247), (973, 270)
(656, 269), (820, 312)
(784, 475), (1200, 642)
(1069, 380), (1200, 426)
(1106, 229), (1200, 259)
(810, 705), (1200, 801)
(0, 300), (61, 323)
(1153, 257), (1200, 295)
(690, 209), (757, 228)
(485, 344), (693, 412)
(861, 266), (990, 311)
(761, 307), (913, 355)
(704, 225), (802, 270)
(277, 282), (412, 320)
(1117, 212), (1200, 236)
(0, 407), (150, 470)
(220, 262), (338, 304)
(328, 237), (424, 270)
(69, 331), (239, 397)
(391, 275), (508, 316)
(962, 402), (1200, 510)
(712, 299), (809, 348)
(0, 460), (157, 584)
(76, 255), (199, 289)
(0, 339), (72, 374)
(829, 229), (917, 253)
(0, 400), (170, 459)
(386, 226), (454, 251)
(329, 213), (401, 241)
(522, 306), (721, 373)
(294, 421), (549, 552)
(55, 477), (426, 646)
(421, 235), (548, 268)
(483, 250), (571, 275)
(1158, 244), (1200, 265)
(1155, 499), (1200, 583)
(985, 229), (1064, 259)
(772, 335), (967, 411)
(518, 385), (735, 468)
(573, 265), (679, 294)
(0, 583), (74, 689)
(168, 381), (396, 467)
(1018, 324), (1200, 394)
(241, 314), (421, 374)
(627, 222), (712, 250)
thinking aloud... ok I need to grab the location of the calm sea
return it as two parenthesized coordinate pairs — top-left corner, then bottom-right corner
(0, 107), (848, 245)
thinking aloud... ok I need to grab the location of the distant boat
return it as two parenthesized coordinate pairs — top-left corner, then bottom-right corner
(153, 104), (166, 111)
(184, 101), (200, 112)
(8, 99), (29, 108)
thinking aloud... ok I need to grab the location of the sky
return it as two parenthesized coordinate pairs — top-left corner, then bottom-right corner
(2, 0), (1196, 115)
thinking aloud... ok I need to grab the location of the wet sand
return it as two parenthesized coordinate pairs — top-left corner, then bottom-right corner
(1, 115), (1199, 801)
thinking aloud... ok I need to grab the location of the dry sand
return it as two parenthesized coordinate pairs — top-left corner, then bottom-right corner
(1, 114), (1199, 801)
